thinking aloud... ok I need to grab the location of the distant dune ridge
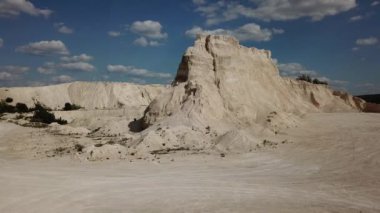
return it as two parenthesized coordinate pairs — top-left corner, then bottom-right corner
(357, 94), (380, 104)
(356, 94), (380, 112)
(0, 82), (167, 110)
(0, 35), (369, 155)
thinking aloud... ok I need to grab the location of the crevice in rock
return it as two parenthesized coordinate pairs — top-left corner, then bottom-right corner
(205, 35), (217, 73)
(173, 55), (190, 85)
(310, 92), (320, 108)
(205, 35), (225, 108)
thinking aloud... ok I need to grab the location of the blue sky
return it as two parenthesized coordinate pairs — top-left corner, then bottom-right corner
(0, 0), (379, 94)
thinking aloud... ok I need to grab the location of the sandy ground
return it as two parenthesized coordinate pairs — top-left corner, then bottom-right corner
(0, 113), (379, 213)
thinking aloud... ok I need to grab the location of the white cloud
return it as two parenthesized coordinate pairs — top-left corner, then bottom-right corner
(194, 0), (357, 25)
(356, 83), (374, 88)
(60, 54), (93, 62)
(272, 28), (284, 34)
(130, 20), (168, 39)
(129, 20), (167, 47)
(277, 62), (318, 77)
(59, 62), (95, 72)
(352, 47), (359, 51)
(185, 23), (283, 42)
(354, 83), (380, 95)
(0, 65), (29, 81)
(37, 62), (56, 74)
(371, 1), (379, 6)
(0, 38), (3, 47)
(356, 37), (378, 46)
(59, 54), (94, 71)
(149, 40), (160, 46)
(107, 65), (129, 73)
(0, 0), (52, 18)
(16, 40), (69, 55)
(108, 31), (121, 37)
(107, 64), (172, 78)
(38, 54), (95, 74)
(133, 37), (161, 47)
(330, 79), (349, 85)
(349, 15), (363, 22)
(193, 0), (206, 5)
(52, 75), (74, 83)
(195, 1), (226, 25)
(0, 72), (12, 80)
(233, 24), (281, 41)
(37, 62), (94, 73)
(54, 23), (74, 34)
(250, 0), (357, 21)
(133, 37), (149, 47)
(0, 65), (29, 74)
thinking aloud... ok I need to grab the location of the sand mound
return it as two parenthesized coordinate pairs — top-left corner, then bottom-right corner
(135, 35), (365, 154)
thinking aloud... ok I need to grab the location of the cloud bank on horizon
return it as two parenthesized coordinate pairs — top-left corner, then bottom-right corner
(0, 0), (379, 94)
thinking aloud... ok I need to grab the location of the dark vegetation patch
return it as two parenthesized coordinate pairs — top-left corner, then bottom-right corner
(63, 102), (82, 111)
(74, 144), (85, 153)
(296, 74), (328, 85)
(357, 94), (380, 104)
(128, 117), (144, 132)
(15, 103), (29, 113)
(1, 101), (30, 114)
(263, 139), (278, 147)
(50, 147), (71, 156)
(0, 100), (16, 113)
(31, 103), (67, 125)
(0, 98), (68, 125)
(5, 97), (13, 103)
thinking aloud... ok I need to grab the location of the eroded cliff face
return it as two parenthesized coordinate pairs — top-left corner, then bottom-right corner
(131, 35), (365, 154)
(142, 35), (364, 130)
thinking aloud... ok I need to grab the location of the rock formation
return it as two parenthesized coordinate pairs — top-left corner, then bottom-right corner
(133, 35), (365, 154)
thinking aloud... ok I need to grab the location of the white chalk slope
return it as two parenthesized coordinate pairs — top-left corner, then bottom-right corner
(0, 82), (167, 110)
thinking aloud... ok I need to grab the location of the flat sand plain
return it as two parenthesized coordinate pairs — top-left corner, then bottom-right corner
(0, 113), (379, 213)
